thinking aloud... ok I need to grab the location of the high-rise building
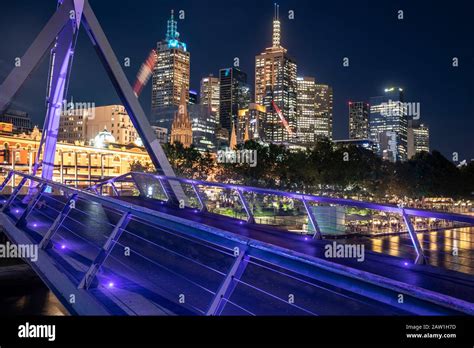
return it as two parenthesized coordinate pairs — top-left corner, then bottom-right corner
(200, 76), (220, 120)
(189, 90), (198, 105)
(349, 101), (369, 139)
(255, 4), (297, 143)
(189, 104), (218, 152)
(296, 77), (316, 145)
(314, 84), (333, 140)
(370, 87), (408, 162)
(407, 121), (429, 159)
(170, 87), (193, 148)
(151, 10), (190, 112)
(237, 103), (266, 142)
(218, 67), (250, 133)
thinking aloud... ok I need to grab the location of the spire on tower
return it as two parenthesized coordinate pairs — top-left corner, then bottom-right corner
(166, 9), (179, 41)
(272, 3), (281, 48)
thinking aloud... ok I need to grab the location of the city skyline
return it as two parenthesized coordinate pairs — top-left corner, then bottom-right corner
(0, 0), (472, 160)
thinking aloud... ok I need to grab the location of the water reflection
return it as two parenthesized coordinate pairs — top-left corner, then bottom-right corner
(360, 226), (474, 274)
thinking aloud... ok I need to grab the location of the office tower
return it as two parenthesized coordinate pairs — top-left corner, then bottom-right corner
(370, 87), (408, 162)
(189, 104), (218, 152)
(314, 84), (333, 140)
(189, 90), (198, 105)
(237, 103), (266, 142)
(407, 121), (430, 159)
(200, 75), (220, 121)
(0, 109), (33, 133)
(296, 77), (316, 145)
(170, 88), (193, 148)
(151, 10), (190, 112)
(218, 67), (250, 133)
(255, 4), (297, 143)
(349, 101), (370, 139)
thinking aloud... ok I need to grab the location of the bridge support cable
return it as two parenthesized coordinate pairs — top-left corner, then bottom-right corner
(302, 197), (322, 240)
(206, 246), (249, 315)
(401, 208), (426, 265)
(39, 193), (78, 249)
(79, 212), (131, 289)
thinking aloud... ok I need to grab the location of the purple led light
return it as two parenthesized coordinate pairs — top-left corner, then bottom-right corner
(61, 244), (66, 250)
(403, 262), (409, 266)
(15, 209), (19, 213)
(108, 282), (114, 288)
(304, 237), (308, 241)
(33, 223), (38, 227)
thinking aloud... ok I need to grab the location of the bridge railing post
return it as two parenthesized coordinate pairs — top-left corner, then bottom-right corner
(401, 208), (426, 265)
(192, 183), (207, 212)
(0, 171), (13, 193)
(110, 181), (120, 197)
(78, 211), (130, 289)
(236, 189), (255, 224)
(206, 246), (249, 315)
(1, 176), (28, 213)
(16, 183), (47, 227)
(39, 193), (78, 249)
(302, 197), (322, 239)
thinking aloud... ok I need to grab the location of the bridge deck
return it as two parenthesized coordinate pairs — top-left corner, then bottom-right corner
(121, 196), (474, 305)
(0, 188), (473, 316)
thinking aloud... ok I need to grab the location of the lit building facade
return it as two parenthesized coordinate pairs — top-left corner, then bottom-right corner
(0, 125), (149, 187)
(151, 10), (190, 112)
(296, 77), (316, 145)
(349, 101), (370, 139)
(218, 67), (250, 133)
(59, 105), (139, 146)
(237, 103), (266, 142)
(0, 109), (33, 133)
(189, 90), (198, 105)
(370, 87), (408, 162)
(200, 76), (220, 121)
(255, 4), (297, 143)
(314, 84), (333, 140)
(407, 121), (430, 159)
(189, 104), (218, 152)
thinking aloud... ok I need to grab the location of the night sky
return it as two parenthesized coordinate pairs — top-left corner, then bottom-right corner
(0, 0), (472, 160)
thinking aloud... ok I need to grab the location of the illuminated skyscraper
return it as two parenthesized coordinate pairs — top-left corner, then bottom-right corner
(200, 75), (220, 120)
(151, 10), (190, 112)
(296, 77), (316, 145)
(349, 101), (370, 139)
(369, 87), (408, 162)
(314, 84), (333, 140)
(218, 67), (250, 133)
(255, 4), (297, 143)
(407, 121), (429, 159)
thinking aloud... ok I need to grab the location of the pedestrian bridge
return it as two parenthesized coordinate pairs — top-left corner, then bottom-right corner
(0, 170), (473, 316)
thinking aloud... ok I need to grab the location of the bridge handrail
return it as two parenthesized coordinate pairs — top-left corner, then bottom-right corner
(91, 171), (474, 225)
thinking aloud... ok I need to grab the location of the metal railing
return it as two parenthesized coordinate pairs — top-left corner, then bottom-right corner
(1, 170), (473, 315)
(90, 172), (474, 267)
